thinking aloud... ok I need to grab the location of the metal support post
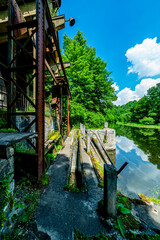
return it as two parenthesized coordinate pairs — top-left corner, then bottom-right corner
(8, 0), (16, 127)
(104, 164), (117, 218)
(60, 86), (63, 144)
(67, 94), (69, 136)
(36, 0), (45, 180)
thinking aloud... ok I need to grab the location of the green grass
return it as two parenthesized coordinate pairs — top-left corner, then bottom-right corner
(49, 131), (59, 141)
(117, 122), (160, 129)
(0, 128), (18, 132)
(138, 193), (160, 204)
(74, 229), (114, 240)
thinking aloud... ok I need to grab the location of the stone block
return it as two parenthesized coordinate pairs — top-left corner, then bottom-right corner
(104, 129), (116, 150)
(0, 156), (14, 179)
(104, 122), (108, 129)
(0, 147), (14, 159)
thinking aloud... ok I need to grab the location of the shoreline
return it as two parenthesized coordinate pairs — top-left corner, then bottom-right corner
(116, 122), (160, 130)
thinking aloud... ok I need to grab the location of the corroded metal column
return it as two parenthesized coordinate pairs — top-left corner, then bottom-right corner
(67, 94), (69, 135)
(8, 0), (16, 127)
(36, 0), (45, 180)
(60, 86), (63, 144)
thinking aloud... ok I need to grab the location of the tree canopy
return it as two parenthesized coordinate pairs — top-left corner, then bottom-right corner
(114, 83), (160, 125)
(62, 30), (117, 127)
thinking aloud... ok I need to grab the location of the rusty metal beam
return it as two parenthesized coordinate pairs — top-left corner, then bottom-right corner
(45, 59), (58, 84)
(8, 19), (38, 31)
(9, 35), (37, 66)
(44, 1), (71, 97)
(60, 86), (63, 144)
(36, 0), (45, 180)
(8, 65), (37, 72)
(7, 75), (36, 109)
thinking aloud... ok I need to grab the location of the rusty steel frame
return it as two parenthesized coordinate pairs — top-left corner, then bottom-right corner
(7, 0), (71, 180)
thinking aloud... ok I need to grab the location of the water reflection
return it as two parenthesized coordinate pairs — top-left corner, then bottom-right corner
(110, 124), (160, 198)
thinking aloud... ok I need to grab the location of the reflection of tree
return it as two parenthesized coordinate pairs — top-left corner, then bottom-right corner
(111, 124), (160, 170)
(138, 129), (155, 137)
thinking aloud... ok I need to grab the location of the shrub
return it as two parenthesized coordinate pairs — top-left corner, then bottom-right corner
(139, 117), (155, 125)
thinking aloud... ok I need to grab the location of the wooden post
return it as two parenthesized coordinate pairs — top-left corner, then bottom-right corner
(104, 164), (117, 218)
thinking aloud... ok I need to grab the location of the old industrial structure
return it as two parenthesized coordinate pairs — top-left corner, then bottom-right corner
(0, 0), (72, 179)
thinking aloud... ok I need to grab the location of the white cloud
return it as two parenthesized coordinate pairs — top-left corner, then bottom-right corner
(117, 136), (149, 162)
(114, 78), (160, 105)
(112, 83), (119, 92)
(117, 136), (136, 153)
(126, 37), (160, 78)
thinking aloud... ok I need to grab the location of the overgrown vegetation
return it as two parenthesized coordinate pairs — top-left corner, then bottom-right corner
(0, 128), (17, 132)
(90, 150), (104, 187)
(0, 174), (12, 228)
(0, 109), (7, 129)
(45, 137), (62, 167)
(74, 228), (114, 240)
(1, 172), (49, 239)
(96, 191), (160, 240)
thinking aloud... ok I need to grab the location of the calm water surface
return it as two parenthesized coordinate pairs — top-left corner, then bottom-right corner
(110, 124), (160, 199)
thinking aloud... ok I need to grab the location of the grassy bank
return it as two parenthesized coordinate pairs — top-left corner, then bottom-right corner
(116, 122), (160, 130)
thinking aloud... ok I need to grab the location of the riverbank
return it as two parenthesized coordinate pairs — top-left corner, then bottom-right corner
(116, 122), (160, 129)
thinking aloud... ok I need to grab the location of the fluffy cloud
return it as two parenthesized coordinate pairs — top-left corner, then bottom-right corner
(114, 78), (160, 105)
(112, 83), (119, 92)
(126, 37), (160, 78)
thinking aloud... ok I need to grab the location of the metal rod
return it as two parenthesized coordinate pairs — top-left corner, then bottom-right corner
(7, 75), (36, 109)
(117, 162), (128, 176)
(8, 19), (38, 30)
(45, 59), (58, 83)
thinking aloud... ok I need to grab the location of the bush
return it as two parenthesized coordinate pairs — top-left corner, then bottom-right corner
(139, 117), (155, 125)
(70, 102), (105, 128)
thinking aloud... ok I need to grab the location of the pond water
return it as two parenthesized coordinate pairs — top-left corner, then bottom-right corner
(110, 124), (160, 199)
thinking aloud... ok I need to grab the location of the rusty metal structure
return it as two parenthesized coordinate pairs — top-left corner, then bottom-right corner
(0, 0), (71, 180)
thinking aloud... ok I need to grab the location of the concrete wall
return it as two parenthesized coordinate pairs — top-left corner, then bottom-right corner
(15, 115), (54, 141)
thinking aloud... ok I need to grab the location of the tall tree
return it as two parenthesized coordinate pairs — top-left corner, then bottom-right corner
(62, 30), (117, 127)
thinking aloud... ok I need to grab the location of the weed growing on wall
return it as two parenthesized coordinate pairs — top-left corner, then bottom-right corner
(0, 174), (12, 227)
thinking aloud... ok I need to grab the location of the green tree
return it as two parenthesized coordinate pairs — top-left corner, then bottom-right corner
(130, 96), (149, 123)
(62, 30), (117, 127)
(147, 83), (160, 123)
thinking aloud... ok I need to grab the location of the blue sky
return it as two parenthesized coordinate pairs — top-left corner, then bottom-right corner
(59, 0), (160, 105)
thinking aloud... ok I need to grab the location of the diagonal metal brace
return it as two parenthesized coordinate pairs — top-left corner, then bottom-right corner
(117, 162), (128, 176)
